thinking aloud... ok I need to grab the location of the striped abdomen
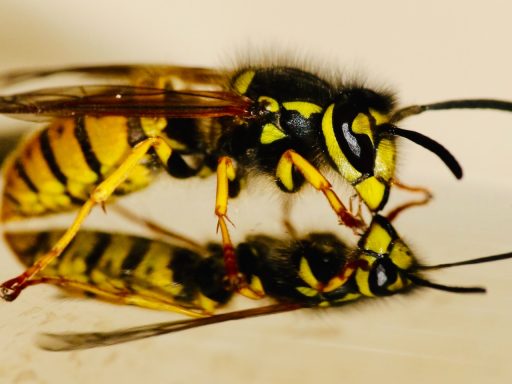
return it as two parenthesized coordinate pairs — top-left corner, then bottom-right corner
(5, 230), (232, 311)
(1, 116), (160, 221)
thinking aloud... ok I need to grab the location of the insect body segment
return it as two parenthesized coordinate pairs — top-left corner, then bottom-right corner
(6, 230), (232, 314)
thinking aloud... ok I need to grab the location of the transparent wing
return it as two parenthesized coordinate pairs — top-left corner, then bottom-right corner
(37, 303), (303, 351)
(0, 64), (229, 88)
(0, 84), (252, 122)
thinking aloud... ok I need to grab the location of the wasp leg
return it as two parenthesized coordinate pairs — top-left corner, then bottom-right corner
(349, 194), (365, 223)
(392, 178), (433, 198)
(385, 178), (433, 221)
(23, 276), (206, 317)
(0, 137), (173, 301)
(215, 157), (264, 300)
(385, 195), (432, 222)
(276, 150), (366, 231)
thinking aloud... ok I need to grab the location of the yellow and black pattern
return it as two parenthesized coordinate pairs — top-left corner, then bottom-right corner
(5, 215), (421, 312)
(2, 116), (159, 220)
(0, 63), (504, 302)
(7, 213), (512, 350)
(6, 230), (232, 313)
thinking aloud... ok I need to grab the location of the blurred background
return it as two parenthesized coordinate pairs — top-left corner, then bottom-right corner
(0, 1), (511, 383)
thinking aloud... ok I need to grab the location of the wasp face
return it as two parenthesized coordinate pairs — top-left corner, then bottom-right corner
(321, 88), (396, 211)
(354, 215), (414, 296)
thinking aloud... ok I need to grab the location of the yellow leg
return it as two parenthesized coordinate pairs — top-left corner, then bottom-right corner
(277, 150), (366, 230)
(1, 137), (173, 301)
(215, 157), (263, 300)
(24, 276), (206, 317)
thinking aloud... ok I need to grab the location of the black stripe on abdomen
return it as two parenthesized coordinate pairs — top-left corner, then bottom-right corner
(84, 233), (112, 276)
(39, 129), (68, 185)
(15, 160), (38, 192)
(74, 117), (103, 178)
(120, 237), (151, 273)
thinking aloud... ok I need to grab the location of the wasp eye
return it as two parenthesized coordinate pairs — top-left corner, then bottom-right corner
(368, 258), (401, 296)
(322, 88), (393, 177)
(331, 102), (375, 174)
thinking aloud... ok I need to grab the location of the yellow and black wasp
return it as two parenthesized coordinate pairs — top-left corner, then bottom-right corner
(6, 214), (512, 350)
(0, 63), (511, 300)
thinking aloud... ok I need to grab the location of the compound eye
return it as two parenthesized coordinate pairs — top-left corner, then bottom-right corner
(368, 258), (399, 296)
(330, 101), (376, 175)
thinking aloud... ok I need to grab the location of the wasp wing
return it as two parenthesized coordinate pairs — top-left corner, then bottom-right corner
(0, 85), (252, 122)
(0, 64), (229, 89)
(37, 303), (303, 351)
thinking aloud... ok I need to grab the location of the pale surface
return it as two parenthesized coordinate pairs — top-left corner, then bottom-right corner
(0, 1), (511, 383)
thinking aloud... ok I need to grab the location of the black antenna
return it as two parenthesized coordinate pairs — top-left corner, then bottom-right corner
(406, 273), (486, 294)
(407, 251), (512, 294)
(417, 251), (512, 270)
(391, 99), (512, 123)
(380, 123), (463, 179)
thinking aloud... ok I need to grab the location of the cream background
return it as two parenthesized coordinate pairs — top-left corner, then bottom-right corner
(0, 1), (511, 383)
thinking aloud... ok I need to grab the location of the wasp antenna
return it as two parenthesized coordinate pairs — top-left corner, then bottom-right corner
(37, 303), (302, 351)
(381, 124), (463, 179)
(406, 273), (486, 294)
(391, 99), (512, 122)
(417, 251), (512, 270)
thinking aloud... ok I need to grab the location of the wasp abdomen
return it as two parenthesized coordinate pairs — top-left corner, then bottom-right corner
(5, 230), (233, 310)
(1, 116), (160, 221)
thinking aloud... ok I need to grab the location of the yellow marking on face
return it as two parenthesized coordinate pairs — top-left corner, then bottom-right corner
(296, 286), (320, 297)
(374, 138), (396, 181)
(48, 119), (98, 183)
(233, 70), (256, 95)
(321, 104), (361, 182)
(363, 220), (392, 254)
(140, 117), (168, 137)
(319, 301), (331, 307)
(369, 109), (390, 125)
(276, 154), (294, 191)
(298, 257), (321, 289)
(355, 255), (375, 297)
(260, 123), (287, 144)
(387, 275), (405, 292)
(351, 113), (374, 144)
(389, 240), (413, 270)
(354, 176), (387, 211)
(258, 96), (280, 112)
(282, 101), (322, 118)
